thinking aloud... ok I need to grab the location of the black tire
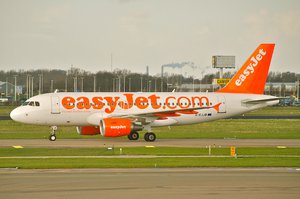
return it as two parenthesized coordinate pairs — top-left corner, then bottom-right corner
(128, 131), (139, 140)
(144, 132), (156, 142)
(49, 135), (56, 141)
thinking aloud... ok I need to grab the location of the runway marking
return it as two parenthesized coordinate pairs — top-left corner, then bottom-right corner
(12, 146), (23, 149)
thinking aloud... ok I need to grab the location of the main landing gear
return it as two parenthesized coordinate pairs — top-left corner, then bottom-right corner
(49, 126), (57, 141)
(127, 131), (156, 142)
(128, 131), (139, 140)
(144, 132), (156, 142)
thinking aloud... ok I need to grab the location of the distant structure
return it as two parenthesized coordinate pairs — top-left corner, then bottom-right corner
(146, 65), (149, 76)
(0, 81), (23, 97)
(161, 62), (196, 78)
(212, 55), (235, 78)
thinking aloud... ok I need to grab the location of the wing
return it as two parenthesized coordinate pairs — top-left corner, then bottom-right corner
(87, 103), (221, 126)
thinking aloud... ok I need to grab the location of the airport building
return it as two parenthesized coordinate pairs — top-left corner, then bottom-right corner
(0, 81), (23, 97)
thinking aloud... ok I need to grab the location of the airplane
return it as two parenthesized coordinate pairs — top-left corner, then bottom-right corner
(10, 43), (279, 142)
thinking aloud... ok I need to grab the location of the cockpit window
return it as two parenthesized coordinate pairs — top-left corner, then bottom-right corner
(22, 101), (40, 107)
(22, 101), (29, 106)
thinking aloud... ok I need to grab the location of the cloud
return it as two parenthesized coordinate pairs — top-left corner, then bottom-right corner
(244, 8), (300, 39)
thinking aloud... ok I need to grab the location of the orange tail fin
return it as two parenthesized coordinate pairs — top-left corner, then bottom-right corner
(216, 44), (275, 94)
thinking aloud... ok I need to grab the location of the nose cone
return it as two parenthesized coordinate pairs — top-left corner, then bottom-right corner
(10, 108), (23, 122)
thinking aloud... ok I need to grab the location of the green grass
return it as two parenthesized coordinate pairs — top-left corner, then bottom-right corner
(1, 147), (299, 157)
(1, 119), (300, 139)
(0, 105), (16, 116)
(245, 106), (300, 116)
(1, 157), (299, 169)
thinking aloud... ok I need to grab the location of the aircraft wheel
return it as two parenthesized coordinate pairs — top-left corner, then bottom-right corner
(49, 134), (56, 141)
(128, 131), (139, 140)
(144, 132), (156, 142)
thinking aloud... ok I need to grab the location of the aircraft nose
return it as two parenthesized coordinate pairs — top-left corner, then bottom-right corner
(10, 108), (23, 122)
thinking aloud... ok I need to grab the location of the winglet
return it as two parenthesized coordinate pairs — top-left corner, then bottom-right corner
(216, 44), (275, 94)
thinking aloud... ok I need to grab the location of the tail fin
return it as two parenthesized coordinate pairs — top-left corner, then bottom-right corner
(216, 44), (275, 94)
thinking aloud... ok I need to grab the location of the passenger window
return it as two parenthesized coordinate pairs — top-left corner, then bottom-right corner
(28, 101), (34, 106)
(35, 101), (40, 106)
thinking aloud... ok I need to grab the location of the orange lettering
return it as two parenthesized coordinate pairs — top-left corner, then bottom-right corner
(92, 97), (104, 109)
(62, 96), (75, 109)
(166, 96), (176, 109)
(135, 96), (148, 109)
(77, 97), (91, 109)
(148, 94), (161, 109)
(104, 96), (120, 113)
(119, 93), (134, 109)
(191, 96), (209, 107)
(178, 96), (191, 109)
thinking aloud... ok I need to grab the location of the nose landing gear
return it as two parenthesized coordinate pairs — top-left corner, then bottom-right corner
(49, 126), (57, 141)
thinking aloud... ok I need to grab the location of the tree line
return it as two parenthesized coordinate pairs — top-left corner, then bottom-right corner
(0, 67), (299, 97)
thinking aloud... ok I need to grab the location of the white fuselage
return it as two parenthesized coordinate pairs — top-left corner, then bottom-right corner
(10, 92), (279, 127)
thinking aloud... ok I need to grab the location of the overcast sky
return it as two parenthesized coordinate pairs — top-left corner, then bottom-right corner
(0, 0), (299, 76)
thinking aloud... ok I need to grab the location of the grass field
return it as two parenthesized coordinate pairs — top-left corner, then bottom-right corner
(1, 119), (300, 139)
(0, 147), (300, 169)
(1, 147), (299, 169)
(245, 106), (300, 116)
(1, 147), (300, 157)
(1, 106), (299, 169)
(1, 157), (299, 169)
(0, 105), (16, 116)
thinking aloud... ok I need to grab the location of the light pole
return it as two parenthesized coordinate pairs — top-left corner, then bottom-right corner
(31, 76), (34, 96)
(26, 74), (30, 99)
(93, 75), (96, 92)
(38, 74), (42, 94)
(296, 75), (300, 101)
(5, 77), (8, 97)
(73, 76), (77, 92)
(112, 78), (115, 92)
(13, 75), (17, 102)
(80, 77), (84, 92)
(140, 76), (143, 92)
(50, 80), (54, 93)
(128, 78), (131, 92)
(64, 75), (68, 92)
(123, 75), (126, 92)
(118, 76), (121, 92)
(148, 80), (152, 92)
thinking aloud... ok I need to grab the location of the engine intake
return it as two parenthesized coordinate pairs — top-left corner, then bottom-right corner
(100, 118), (143, 137)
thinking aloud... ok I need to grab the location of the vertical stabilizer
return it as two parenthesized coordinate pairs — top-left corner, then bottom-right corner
(216, 44), (275, 94)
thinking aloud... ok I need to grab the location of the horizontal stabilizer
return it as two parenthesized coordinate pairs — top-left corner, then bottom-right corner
(242, 97), (282, 104)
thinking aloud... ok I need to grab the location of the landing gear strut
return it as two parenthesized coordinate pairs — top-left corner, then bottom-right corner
(128, 131), (139, 141)
(144, 132), (156, 142)
(49, 126), (57, 141)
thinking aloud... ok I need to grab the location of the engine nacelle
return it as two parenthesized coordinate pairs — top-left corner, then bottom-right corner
(76, 126), (100, 135)
(99, 118), (143, 137)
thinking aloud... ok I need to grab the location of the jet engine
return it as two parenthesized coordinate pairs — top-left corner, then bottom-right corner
(76, 126), (100, 135)
(99, 118), (143, 137)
